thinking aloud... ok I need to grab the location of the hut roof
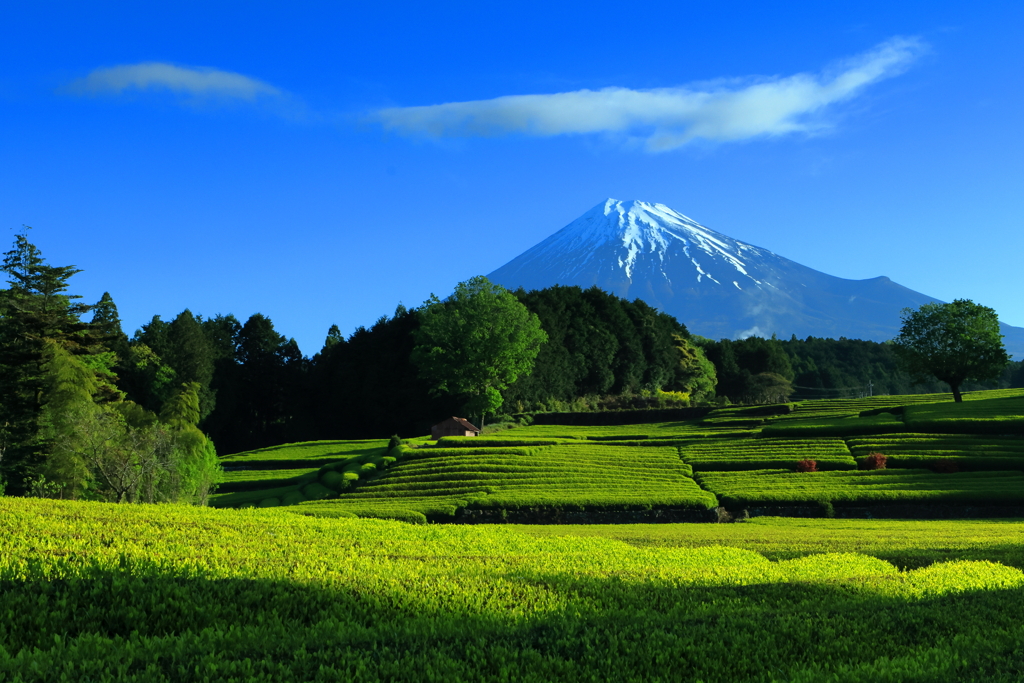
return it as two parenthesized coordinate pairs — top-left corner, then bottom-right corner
(448, 416), (479, 432)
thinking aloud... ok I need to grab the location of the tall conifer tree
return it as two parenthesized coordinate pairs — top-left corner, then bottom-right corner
(0, 230), (103, 491)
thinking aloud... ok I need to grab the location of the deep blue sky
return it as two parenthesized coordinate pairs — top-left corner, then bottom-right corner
(2, 1), (1021, 355)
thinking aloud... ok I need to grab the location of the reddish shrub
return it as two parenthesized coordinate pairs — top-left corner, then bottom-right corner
(933, 460), (960, 474)
(861, 452), (887, 470)
(796, 459), (818, 473)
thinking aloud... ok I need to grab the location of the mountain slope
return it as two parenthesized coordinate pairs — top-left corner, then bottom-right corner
(488, 199), (1024, 357)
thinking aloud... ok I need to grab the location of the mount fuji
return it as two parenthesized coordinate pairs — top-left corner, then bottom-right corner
(488, 199), (1024, 357)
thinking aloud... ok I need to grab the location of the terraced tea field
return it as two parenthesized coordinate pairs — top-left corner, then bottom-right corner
(213, 439), (390, 507)
(210, 388), (1024, 523)
(294, 442), (715, 523)
(10, 388), (1024, 680)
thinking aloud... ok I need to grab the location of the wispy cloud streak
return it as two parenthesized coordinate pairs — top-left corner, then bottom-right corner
(376, 37), (926, 151)
(69, 62), (281, 101)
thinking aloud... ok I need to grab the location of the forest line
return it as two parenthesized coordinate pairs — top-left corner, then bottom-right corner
(2, 231), (1022, 496)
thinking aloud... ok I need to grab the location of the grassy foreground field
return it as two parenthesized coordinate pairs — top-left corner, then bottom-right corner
(6, 497), (1024, 682)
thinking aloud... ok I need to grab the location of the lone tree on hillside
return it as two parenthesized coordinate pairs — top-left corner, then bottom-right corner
(892, 299), (1010, 403)
(412, 276), (547, 428)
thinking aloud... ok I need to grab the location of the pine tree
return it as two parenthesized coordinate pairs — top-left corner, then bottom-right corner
(164, 310), (216, 419)
(0, 230), (104, 492)
(92, 292), (129, 358)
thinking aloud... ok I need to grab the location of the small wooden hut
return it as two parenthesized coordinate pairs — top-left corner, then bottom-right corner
(431, 416), (480, 440)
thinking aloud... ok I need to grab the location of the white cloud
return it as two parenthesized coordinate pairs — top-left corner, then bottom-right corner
(69, 62), (281, 100)
(376, 37), (926, 151)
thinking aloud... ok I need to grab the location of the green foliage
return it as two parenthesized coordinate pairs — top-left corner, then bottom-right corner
(0, 230), (111, 492)
(670, 334), (717, 402)
(508, 421), (708, 439)
(700, 336), (795, 404)
(514, 516), (1024, 568)
(218, 439), (388, 466)
(404, 447), (539, 458)
(761, 412), (908, 437)
(9, 499), (1024, 680)
(301, 481), (333, 500)
(281, 490), (306, 506)
(211, 440), (390, 508)
(219, 467), (320, 490)
(893, 299), (1011, 402)
(319, 469), (349, 492)
(23, 473), (65, 498)
(681, 437), (857, 471)
(847, 433), (1024, 473)
(164, 310), (216, 418)
(293, 441), (716, 519)
(435, 436), (569, 447)
(202, 313), (305, 453)
(159, 381), (202, 427)
(0, 229), (89, 343)
(29, 348), (220, 505)
(903, 396), (1024, 433)
(36, 340), (100, 497)
(412, 276), (547, 424)
(215, 389), (1024, 521)
(504, 285), (690, 411)
(118, 343), (178, 413)
(697, 468), (1024, 508)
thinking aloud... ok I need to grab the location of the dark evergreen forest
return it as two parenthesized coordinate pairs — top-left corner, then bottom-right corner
(3, 233), (1022, 493)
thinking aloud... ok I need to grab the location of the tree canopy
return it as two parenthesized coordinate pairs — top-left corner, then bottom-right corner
(892, 299), (1010, 402)
(412, 276), (547, 426)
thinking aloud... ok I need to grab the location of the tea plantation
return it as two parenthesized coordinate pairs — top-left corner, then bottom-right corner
(6, 498), (1024, 681)
(6, 388), (1024, 680)
(209, 387), (1024, 522)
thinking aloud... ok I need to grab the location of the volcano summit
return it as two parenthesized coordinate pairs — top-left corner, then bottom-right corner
(488, 199), (1024, 355)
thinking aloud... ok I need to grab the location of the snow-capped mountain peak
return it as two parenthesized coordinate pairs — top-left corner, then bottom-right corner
(488, 198), (1024, 355)
(506, 198), (765, 287)
(488, 198), (942, 344)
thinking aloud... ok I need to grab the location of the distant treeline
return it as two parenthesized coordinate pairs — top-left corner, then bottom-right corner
(4, 233), (1023, 480)
(128, 285), (710, 454)
(700, 335), (1023, 405)
(100, 288), (1024, 454)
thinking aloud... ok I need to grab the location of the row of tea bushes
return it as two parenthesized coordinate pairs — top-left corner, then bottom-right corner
(291, 443), (715, 520)
(5, 498), (1024, 682)
(903, 395), (1024, 434)
(760, 412), (907, 437)
(847, 433), (1024, 457)
(218, 439), (390, 469)
(761, 389), (1024, 428)
(213, 441), (393, 508)
(847, 433), (1024, 471)
(695, 468), (1024, 508)
(680, 437), (856, 471)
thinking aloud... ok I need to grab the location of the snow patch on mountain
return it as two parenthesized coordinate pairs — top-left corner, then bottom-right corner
(568, 198), (766, 286)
